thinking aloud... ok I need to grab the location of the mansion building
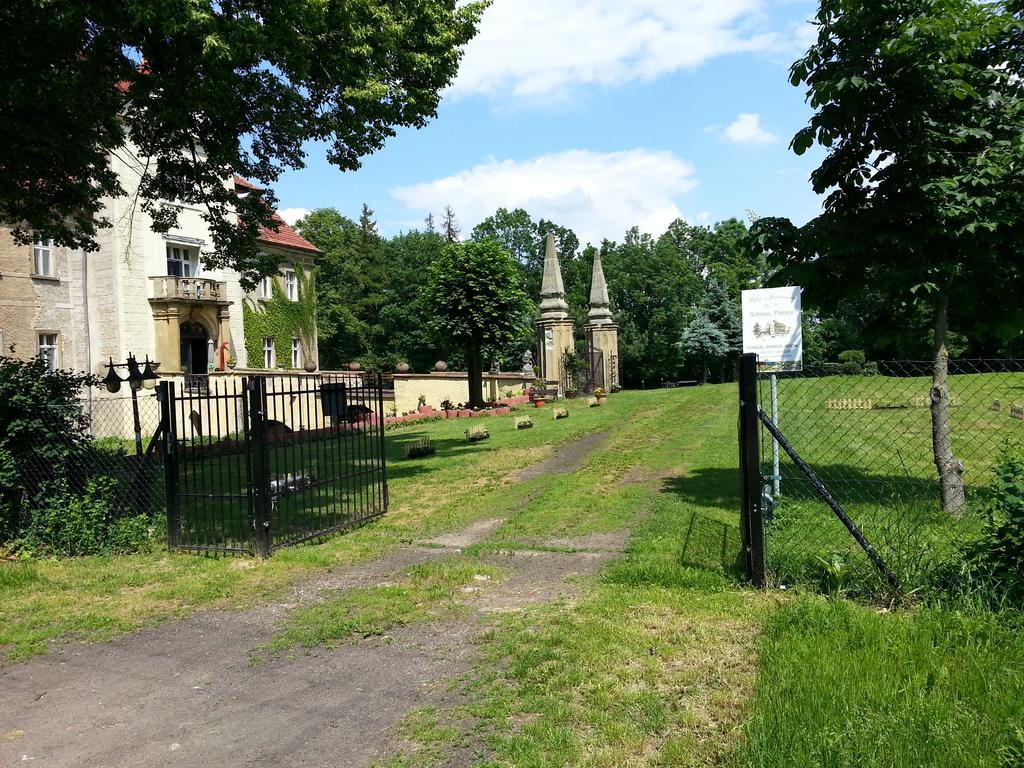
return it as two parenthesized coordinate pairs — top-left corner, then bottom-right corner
(0, 165), (319, 381)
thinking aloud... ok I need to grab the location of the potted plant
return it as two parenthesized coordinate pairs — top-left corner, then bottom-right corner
(531, 379), (548, 407)
(417, 394), (432, 414)
(594, 387), (608, 404)
(565, 389), (578, 399)
(227, 355), (238, 370)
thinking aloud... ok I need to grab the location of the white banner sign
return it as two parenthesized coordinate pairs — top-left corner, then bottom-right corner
(741, 286), (803, 370)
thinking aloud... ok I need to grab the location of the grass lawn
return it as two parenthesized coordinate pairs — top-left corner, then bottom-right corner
(760, 371), (1024, 593)
(4, 383), (1023, 767)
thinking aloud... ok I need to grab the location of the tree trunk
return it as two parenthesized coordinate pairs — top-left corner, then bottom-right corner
(466, 340), (485, 409)
(930, 291), (965, 517)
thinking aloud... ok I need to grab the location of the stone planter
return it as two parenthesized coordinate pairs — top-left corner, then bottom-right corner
(458, 409), (472, 418)
(396, 361), (411, 373)
(418, 405), (433, 414)
(596, 395), (607, 405)
(434, 360), (448, 372)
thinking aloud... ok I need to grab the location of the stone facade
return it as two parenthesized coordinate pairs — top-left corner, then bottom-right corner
(584, 250), (620, 391)
(529, 239), (621, 394)
(0, 154), (318, 382)
(535, 233), (575, 394)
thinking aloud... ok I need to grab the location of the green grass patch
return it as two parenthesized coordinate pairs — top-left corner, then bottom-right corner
(737, 596), (1024, 768)
(763, 371), (1022, 593)
(3, 393), (651, 661)
(262, 556), (505, 655)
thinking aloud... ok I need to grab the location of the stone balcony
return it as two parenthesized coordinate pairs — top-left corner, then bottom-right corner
(150, 275), (229, 304)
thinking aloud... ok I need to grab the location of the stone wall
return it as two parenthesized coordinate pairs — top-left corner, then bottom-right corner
(389, 371), (534, 414)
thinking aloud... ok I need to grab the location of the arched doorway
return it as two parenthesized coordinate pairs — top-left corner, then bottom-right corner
(180, 321), (210, 374)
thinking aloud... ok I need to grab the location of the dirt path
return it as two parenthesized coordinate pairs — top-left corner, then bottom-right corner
(0, 433), (624, 768)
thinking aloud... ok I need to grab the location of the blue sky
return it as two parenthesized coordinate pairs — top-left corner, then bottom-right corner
(274, 0), (826, 247)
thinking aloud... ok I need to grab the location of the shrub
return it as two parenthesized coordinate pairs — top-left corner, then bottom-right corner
(19, 476), (154, 557)
(838, 350), (866, 365)
(0, 355), (96, 542)
(837, 350), (866, 375)
(971, 454), (1024, 596)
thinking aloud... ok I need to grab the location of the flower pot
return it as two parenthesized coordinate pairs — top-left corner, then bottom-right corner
(534, 398), (546, 408)
(418, 405), (433, 414)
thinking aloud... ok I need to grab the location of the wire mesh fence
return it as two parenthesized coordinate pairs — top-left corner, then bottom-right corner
(8, 391), (167, 554)
(756, 359), (1024, 594)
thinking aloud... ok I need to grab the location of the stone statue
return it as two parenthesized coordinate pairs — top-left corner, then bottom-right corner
(490, 359), (501, 374)
(521, 349), (534, 374)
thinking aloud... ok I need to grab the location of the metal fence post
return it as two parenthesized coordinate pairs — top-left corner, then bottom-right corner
(247, 376), (273, 558)
(376, 372), (389, 512)
(738, 353), (767, 587)
(159, 380), (181, 549)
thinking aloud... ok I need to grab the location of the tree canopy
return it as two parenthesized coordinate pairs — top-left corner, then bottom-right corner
(749, 0), (1024, 513)
(0, 0), (485, 285)
(750, 0), (1024, 349)
(423, 239), (529, 408)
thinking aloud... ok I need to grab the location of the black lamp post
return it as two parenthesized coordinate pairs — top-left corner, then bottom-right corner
(101, 354), (160, 455)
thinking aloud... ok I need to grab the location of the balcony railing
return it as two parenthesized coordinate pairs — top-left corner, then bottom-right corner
(151, 276), (227, 303)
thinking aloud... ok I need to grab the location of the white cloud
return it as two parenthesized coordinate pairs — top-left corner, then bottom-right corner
(390, 149), (698, 245)
(450, 0), (778, 101)
(723, 113), (778, 144)
(278, 207), (311, 225)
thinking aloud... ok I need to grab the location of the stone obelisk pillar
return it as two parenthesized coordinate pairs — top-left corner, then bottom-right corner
(584, 250), (620, 391)
(535, 233), (576, 394)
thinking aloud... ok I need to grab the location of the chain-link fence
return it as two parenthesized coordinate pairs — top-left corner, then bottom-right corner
(7, 391), (166, 554)
(755, 360), (1024, 595)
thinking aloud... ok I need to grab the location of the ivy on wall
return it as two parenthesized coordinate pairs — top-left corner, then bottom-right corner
(242, 268), (317, 369)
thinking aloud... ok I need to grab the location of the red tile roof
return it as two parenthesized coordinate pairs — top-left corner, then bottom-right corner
(257, 213), (320, 255)
(233, 175), (262, 192)
(233, 176), (319, 255)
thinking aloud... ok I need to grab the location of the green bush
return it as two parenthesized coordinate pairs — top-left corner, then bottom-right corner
(837, 350), (866, 375)
(0, 356), (95, 540)
(972, 454), (1024, 596)
(838, 349), (866, 365)
(19, 476), (155, 557)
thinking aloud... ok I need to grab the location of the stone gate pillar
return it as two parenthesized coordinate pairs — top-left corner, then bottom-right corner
(585, 250), (619, 390)
(535, 233), (575, 394)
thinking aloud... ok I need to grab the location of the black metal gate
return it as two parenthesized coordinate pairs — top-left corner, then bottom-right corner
(159, 372), (388, 556)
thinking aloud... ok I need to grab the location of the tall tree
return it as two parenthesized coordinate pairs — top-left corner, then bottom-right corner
(296, 206), (387, 369)
(679, 315), (730, 384)
(750, 0), (1024, 514)
(0, 0), (485, 285)
(442, 206), (461, 243)
(424, 240), (529, 408)
(379, 230), (453, 372)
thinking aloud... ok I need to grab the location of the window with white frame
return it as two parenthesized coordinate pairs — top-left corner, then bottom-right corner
(291, 337), (302, 369)
(166, 245), (197, 277)
(262, 336), (275, 369)
(258, 275), (273, 299)
(37, 333), (57, 372)
(283, 269), (298, 301)
(33, 239), (54, 277)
